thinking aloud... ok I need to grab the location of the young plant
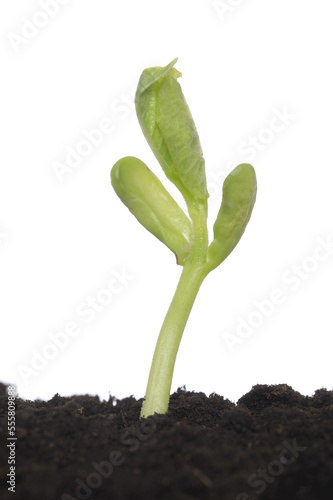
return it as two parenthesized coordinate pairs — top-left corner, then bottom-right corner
(111, 59), (257, 418)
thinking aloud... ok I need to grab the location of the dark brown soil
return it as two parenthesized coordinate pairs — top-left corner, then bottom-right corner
(0, 382), (332, 500)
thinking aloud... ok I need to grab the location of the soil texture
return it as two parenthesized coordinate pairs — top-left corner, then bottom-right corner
(0, 382), (332, 500)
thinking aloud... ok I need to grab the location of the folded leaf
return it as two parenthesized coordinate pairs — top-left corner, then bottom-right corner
(207, 163), (257, 270)
(111, 156), (192, 265)
(135, 58), (209, 205)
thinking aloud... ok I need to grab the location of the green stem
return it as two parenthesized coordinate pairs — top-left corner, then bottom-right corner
(141, 262), (208, 418)
(141, 200), (209, 418)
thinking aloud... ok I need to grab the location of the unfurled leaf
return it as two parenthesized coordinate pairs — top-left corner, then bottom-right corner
(135, 59), (209, 204)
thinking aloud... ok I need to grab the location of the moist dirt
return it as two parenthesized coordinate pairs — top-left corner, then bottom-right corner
(0, 382), (332, 500)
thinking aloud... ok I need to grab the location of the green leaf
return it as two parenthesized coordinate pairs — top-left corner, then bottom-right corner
(111, 156), (192, 265)
(207, 163), (257, 270)
(135, 58), (209, 204)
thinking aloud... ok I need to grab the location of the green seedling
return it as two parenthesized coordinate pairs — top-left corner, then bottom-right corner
(111, 58), (257, 418)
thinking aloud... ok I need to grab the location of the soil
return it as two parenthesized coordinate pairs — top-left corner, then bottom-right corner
(0, 382), (332, 500)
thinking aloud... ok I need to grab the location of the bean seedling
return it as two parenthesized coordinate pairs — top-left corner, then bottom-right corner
(111, 59), (257, 418)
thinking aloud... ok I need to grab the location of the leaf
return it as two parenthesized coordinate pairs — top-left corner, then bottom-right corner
(135, 58), (209, 204)
(111, 156), (192, 265)
(207, 163), (257, 270)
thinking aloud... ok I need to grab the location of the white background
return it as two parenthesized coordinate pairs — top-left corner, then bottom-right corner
(1, 0), (332, 404)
